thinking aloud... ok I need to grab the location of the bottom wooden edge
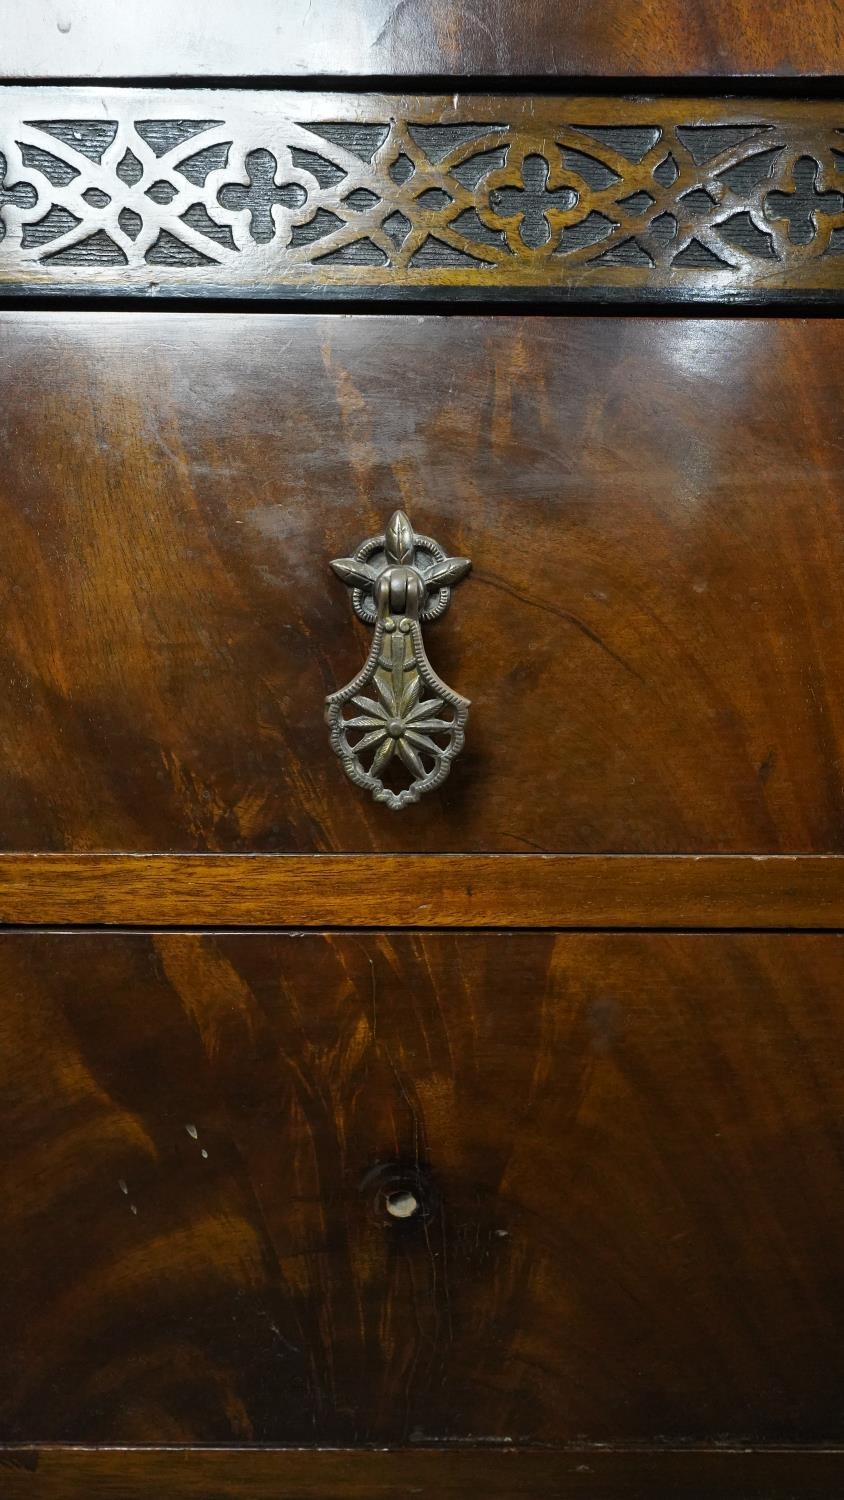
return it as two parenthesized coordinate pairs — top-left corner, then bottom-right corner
(3, 1446), (844, 1498)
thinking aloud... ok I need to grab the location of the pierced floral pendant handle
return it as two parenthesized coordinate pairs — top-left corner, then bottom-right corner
(325, 510), (471, 810)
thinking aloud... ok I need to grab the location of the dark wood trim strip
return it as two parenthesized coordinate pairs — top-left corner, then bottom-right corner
(0, 854), (842, 928)
(2, 1446), (843, 1498)
(0, 89), (842, 302)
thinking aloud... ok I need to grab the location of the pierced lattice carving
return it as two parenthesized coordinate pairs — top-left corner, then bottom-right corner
(0, 91), (842, 295)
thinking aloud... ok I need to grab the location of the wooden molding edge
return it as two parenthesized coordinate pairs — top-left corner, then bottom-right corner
(0, 854), (842, 928)
(2, 1445), (843, 1498)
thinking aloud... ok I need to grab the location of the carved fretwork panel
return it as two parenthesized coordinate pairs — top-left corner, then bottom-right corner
(0, 90), (842, 298)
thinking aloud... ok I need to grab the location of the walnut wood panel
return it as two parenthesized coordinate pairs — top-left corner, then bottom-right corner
(2, 854), (844, 927)
(2, 312), (844, 854)
(4, 931), (844, 1445)
(1, 91), (843, 300)
(3, 1446), (844, 1500)
(2, 0), (842, 80)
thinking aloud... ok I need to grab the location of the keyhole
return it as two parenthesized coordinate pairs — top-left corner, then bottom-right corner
(385, 1189), (420, 1220)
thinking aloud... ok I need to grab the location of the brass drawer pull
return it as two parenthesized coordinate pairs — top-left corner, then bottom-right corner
(326, 510), (471, 810)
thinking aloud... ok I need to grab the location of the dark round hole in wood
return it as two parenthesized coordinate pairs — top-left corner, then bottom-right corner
(359, 1161), (437, 1226)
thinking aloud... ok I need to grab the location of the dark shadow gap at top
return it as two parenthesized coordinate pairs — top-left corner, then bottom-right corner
(1, 73), (843, 97)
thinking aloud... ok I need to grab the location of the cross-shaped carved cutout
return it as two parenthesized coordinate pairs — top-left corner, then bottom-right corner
(218, 148), (306, 243)
(765, 156), (843, 246)
(0, 152), (37, 234)
(490, 154), (576, 248)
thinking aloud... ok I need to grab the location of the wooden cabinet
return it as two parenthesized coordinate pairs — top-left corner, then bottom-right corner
(1, 8), (843, 1500)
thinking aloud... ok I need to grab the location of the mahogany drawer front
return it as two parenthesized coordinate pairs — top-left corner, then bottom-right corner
(3, 927), (844, 1446)
(2, 310), (844, 855)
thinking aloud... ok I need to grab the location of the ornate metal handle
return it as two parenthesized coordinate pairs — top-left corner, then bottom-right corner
(325, 510), (471, 810)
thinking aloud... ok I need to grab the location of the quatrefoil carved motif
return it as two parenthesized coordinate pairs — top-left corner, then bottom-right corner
(489, 153), (577, 249)
(218, 148), (306, 243)
(765, 155), (844, 245)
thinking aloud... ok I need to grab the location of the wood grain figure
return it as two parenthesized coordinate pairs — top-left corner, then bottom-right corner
(3, 931), (844, 1448)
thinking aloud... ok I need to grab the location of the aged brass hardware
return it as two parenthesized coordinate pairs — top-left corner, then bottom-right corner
(326, 510), (470, 810)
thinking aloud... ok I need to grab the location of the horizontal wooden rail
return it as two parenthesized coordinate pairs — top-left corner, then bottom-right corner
(2, 1445), (844, 1498)
(0, 854), (842, 928)
(1, 89), (842, 303)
